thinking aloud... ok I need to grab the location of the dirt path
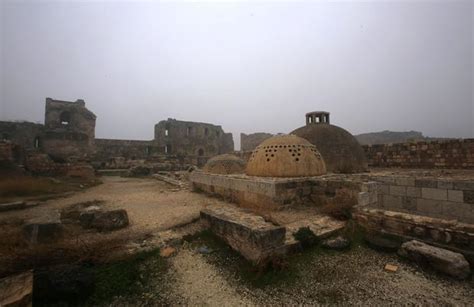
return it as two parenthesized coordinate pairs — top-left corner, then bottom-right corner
(0, 176), (224, 233)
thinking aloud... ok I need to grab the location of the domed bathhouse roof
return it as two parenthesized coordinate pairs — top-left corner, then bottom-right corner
(291, 111), (368, 173)
(245, 134), (327, 177)
(202, 154), (246, 175)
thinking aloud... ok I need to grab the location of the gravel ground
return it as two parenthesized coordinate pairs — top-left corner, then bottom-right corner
(160, 242), (473, 306)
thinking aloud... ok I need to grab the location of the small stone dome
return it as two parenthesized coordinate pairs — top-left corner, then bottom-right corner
(203, 154), (246, 175)
(291, 119), (368, 173)
(245, 135), (326, 177)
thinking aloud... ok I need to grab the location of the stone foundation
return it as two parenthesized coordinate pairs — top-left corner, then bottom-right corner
(201, 207), (286, 264)
(190, 171), (377, 210)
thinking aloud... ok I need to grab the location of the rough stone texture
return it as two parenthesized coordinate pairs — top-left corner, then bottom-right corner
(94, 138), (158, 163)
(367, 174), (474, 224)
(80, 209), (129, 231)
(0, 121), (44, 152)
(398, 240), (471, 279)
(23, 212), (63, 244)
(65, 163), (95, 178)
(191, 171), (374, 210)
(203, 154), (246, 175)
(246, 135), (326, 177)
(321, 236), (351, 250)
(0, 201), (38, 212)
(200, 206), (286, 264)
(240, 132), (274, 151)
(154, 118), (234, 159)
(363, 139), (474, 169)
(291, 113), (368, 173)
(0, 270), (33, 307)
(354, 208), (474, 257)
(364, 234), (401, 252)
(43, 98), (96, 160)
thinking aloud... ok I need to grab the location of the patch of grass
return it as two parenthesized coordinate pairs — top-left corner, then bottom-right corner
(87, 248), (167, 304)
(293, 227), (319, 249)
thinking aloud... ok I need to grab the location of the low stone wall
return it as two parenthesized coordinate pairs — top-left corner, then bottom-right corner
(367, 175), (474, 224)
(190, 171), (377, 210)
(354, 208), (474, 258)
(363, 139), (474, 169)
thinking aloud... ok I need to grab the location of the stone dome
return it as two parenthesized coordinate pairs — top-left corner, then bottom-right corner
(203, 154), (246, 175)
(291, 123), (368, 173)
(245, 135), (327, 177)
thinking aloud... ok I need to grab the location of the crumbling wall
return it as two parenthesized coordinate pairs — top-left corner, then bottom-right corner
(94, 139), (158, 162)
(154, 119), (234, 157)
(240, 132), (273, 151)
(0, 121), (44, 151)
(363, 139), (474, 169)
(43, 98), (96, 160)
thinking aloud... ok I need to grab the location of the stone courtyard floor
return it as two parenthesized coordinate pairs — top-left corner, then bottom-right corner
(1, 176), (473, 305)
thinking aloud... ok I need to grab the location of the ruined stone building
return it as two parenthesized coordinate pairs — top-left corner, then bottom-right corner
(0, 98), (96, 163)
(154, 119), (234, 157)
(0, 98), (234, 167)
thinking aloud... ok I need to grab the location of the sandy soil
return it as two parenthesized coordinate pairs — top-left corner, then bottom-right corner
(0, 176), (223, 233)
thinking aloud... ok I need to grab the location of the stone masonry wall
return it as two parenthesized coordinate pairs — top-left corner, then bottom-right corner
(154, 119), (234, 157)
(363, 139), (474, 169)
(240, 132), (273, 151)
(190, 171), (377, 210)
(368, 175), (474, 224)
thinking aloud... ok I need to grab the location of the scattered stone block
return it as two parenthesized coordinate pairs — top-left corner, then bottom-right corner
(398, 240), (471, 279)
(200, 206), (286, 264)
(322, 236), (350, 250)
(23, 213), (63, 244)
(0, 201), (39, 212)
(87, 209), (129, 232)
(0, 270), (33, 307)
(0, 201), (26, 212)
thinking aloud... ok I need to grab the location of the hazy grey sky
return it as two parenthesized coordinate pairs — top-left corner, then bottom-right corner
(1, 0), (473, 149)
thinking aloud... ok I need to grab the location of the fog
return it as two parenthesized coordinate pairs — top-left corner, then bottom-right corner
(1, 0), (472, 149)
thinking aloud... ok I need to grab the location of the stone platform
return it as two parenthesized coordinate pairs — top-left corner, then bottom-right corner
(201, 205), (345, 264)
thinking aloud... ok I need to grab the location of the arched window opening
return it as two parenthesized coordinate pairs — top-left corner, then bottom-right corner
(187, 127), (192, 136)
(198, 148), (204, 156)
(165, 144), (171, 154)
(60, 111), (71, 125)
(204, 128), (209, 136)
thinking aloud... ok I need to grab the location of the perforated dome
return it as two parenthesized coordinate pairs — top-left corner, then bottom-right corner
(203, 154), (246, 175)
(245, 135), (326, 177)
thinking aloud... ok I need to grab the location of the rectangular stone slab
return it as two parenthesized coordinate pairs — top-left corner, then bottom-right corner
(201, 206), (286, 264)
